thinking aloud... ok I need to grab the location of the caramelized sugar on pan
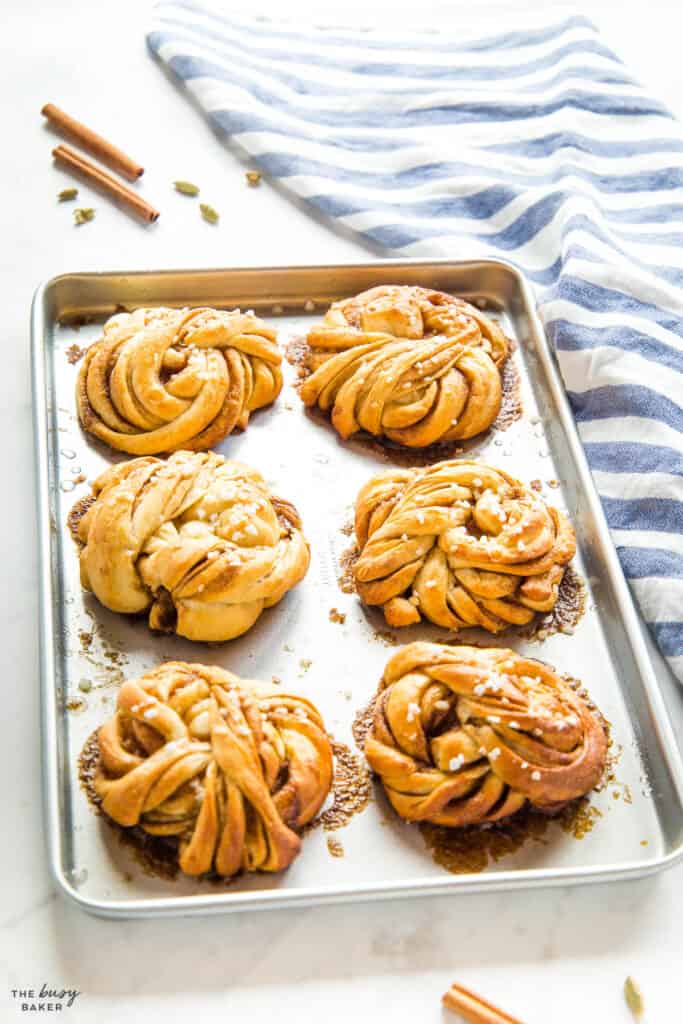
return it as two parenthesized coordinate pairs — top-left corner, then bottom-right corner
(419, 798), (603, 875)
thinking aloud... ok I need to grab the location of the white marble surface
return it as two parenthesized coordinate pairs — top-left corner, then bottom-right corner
(2, 0), (683, 1020)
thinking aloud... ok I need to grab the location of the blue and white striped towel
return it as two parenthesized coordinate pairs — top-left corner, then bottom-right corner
(147, 3), (683, 681)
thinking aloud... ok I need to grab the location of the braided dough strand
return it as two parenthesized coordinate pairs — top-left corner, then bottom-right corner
(75, 451), (310, 642)
(299, 286), (508, 447)
(353, 460), (576, 633)
(77, 307), (283, 454)
(365, 643), (606, 826)
(95, 662), (333, 876)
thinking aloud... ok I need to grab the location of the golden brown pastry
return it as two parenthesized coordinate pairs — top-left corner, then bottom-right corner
(74, 451), (310, 642)
(77, 306), (282, 454)
(299, 285), (508, 447)
(353, 459), (575, 633)
(365, 643), (607, 826)
(93, 662), (333, 877)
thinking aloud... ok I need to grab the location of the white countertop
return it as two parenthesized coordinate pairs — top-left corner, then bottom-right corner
(2, 1), (683, 1020)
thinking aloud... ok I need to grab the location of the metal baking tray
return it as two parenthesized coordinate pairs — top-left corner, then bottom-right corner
(32, 258), (683, 918)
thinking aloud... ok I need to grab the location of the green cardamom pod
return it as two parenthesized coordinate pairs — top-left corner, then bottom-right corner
(174, 180), (200, 196)
(200, 203), (219, 224)
(73, 208), (95, 226)
(624, 976), (644, 1018)
(58, 188), (78, 202)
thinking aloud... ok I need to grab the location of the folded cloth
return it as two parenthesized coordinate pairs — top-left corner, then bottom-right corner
(148, 3), (683, 681)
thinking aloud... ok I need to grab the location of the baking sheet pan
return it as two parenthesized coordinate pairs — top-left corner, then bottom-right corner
(31, 258), (683, 917)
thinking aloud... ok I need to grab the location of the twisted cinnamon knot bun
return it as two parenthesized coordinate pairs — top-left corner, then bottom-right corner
(353, 460), (575, 633)
(299, 285), (509, 446)
(74, 451), (310, 642)
(93, 662), (333, 877)
(77, 306), (283, 454)
(365, 643), (607, 826)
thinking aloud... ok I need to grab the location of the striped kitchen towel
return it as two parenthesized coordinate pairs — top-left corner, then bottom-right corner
(147, 3), (683, 681)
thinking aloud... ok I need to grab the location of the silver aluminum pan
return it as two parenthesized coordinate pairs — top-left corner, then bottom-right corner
(31, 259), (683, 917)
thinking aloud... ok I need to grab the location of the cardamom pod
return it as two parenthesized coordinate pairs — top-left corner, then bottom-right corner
(246, 170), (261, 187)
(200, 203), (219, 224)
(73, 208), (95, 226)
(174, 180), (200, 196)
(624, 976), (644, 1018)
(58, 188), (78, 202)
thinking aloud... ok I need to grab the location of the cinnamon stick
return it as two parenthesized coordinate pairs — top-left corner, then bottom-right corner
(42, 103), (143, 181)
(52, 145), (159, 224)
(442, 983), (526, 1024)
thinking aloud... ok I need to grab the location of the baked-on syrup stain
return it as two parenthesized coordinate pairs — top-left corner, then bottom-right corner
(79, 629), (93, 651)
(67, 494), (96, 543)
(284, 333), (308, 371)
(66, 343), (87, 364)
(338, 544), (359, 595)
(66, 696), (88, 714)
(372, 629), (400, 647)
(74, 620), (128, 690)
(302, 741), (371, 836)
(519, 564), (587, 642)
(327, 837), (345, 858)
(419, 799), (603, 875)
(79, 732), (370, 883)
(351, 686), (380, 751)
(491, 346), (523, 432)
(597, 737), (629, 802)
